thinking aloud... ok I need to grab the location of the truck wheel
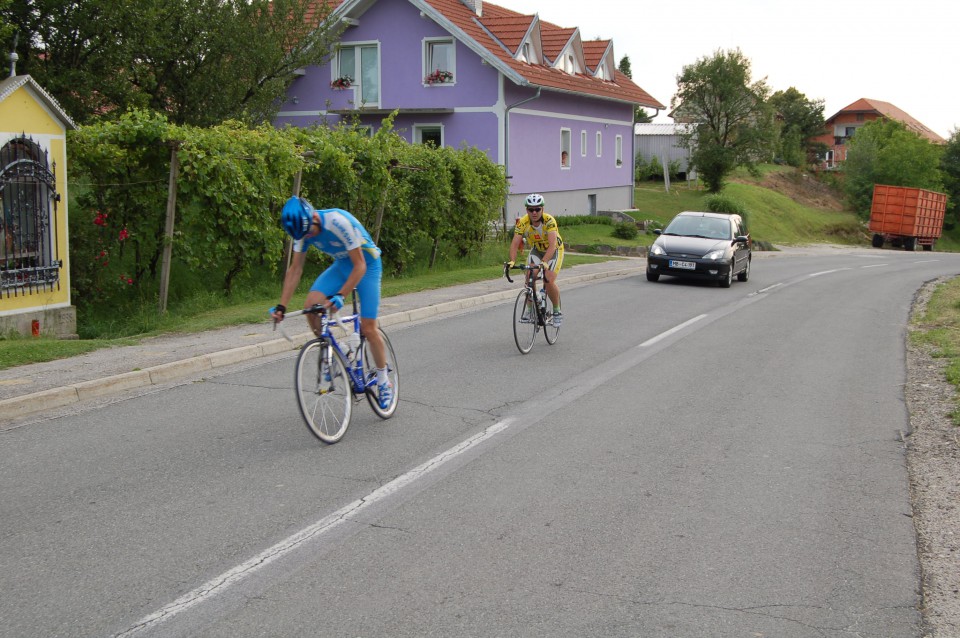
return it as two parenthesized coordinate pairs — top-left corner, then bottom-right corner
(904, 237), (917, 251)
(871, 233), (884, 248)
(923, 241), (934, 252)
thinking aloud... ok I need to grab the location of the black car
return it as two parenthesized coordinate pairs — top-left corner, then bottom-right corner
(646, 211), (751, 287)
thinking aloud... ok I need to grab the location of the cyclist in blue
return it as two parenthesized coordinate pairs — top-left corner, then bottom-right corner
(271, 196), (392, 409)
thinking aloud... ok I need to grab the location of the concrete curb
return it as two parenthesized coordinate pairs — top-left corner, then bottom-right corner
(0, 265), (645, 421)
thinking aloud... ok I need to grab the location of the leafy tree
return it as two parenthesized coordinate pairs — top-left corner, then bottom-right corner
(618, 54), (653, 124)
(843, 119), (944, 217)
(673, 48), (775, 192)
(768, 87), (827, 167)
(941, 129), (960, 226)
(0, 1), (14, 47)
(3, 0), (343, 126)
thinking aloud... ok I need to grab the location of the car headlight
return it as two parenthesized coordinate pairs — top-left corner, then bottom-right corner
(703, 249), (725, 261)
(649, 244), (665, 256)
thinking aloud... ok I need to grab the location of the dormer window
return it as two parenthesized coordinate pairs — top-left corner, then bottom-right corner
(596, 66), (605, 80)
(518, 42), (533, 63)
(564, 54), (574, 74)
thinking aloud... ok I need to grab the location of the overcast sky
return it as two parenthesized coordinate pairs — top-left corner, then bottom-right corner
(497, 0), (959, 140)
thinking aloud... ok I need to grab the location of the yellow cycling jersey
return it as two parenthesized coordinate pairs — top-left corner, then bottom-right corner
(514, 212), (563, 252)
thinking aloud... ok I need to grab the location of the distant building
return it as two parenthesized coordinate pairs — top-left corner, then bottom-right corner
(813, 98), (945, 169)
(634, 123), (696, 181)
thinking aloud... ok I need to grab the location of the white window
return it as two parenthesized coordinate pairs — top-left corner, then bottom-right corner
(423, 38), (455, 85)
(580, 130), (587, 157)
(564, 54), (574, 74)
(596, 131), (602, 157)
(336, 42), (380, 105)
(518, 42), (533, 63)
(615, 135), (623, 167)
(560, 128), (571, 168)
(414, 125), (444, 147)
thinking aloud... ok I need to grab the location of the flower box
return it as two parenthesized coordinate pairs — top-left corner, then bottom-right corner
(424, 69), (453, 85)
(330, 76), (353, 90)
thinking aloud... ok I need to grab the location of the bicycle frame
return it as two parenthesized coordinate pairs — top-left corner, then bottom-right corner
(283, 293), (373, 396)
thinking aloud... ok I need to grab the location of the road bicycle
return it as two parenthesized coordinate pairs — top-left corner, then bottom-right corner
(275, 292), (399, 443)
(504, 262), (560, 354)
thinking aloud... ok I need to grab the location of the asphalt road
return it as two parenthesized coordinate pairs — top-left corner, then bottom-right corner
(2, 247), (958, 637)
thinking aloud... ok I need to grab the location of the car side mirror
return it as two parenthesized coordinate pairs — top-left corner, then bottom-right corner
(653, 229), (662, 235)
(734, 235), (748, 244)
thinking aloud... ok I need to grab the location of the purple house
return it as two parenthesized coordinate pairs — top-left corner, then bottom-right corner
(274, 0), (664, 217)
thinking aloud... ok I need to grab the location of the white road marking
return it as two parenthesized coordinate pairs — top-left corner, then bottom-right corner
(638, 314), (708, 347)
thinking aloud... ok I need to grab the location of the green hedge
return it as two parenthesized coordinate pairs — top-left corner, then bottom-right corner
(68, 110), (508, 309)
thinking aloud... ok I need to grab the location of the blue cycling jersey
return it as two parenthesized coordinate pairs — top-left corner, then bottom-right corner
(293, 208), (381, 262)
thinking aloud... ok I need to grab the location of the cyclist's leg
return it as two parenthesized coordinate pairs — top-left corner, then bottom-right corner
(355, 257), (392, 408)
(307, 261), (351, 335)
(355, 256), (386, 370)
(543, 246), (563, 308)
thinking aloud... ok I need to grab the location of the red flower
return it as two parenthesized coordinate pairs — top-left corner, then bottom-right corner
(94, 212), (107, 227)
(118, 228), (129, 241)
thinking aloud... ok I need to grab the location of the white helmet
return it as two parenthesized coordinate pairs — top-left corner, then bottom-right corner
(524, 193), (544, 208)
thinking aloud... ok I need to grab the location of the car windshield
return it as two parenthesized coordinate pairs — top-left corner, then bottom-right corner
(663, 216), (731, 240)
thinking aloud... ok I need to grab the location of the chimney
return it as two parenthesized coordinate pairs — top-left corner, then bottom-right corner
(460, 0), (482, 16)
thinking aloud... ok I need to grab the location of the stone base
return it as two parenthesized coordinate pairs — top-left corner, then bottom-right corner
(0, 306), (78, 339)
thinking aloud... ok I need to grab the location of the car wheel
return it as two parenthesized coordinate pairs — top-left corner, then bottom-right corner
(646, 270), (660, 282)
(719, 264), (733, 288)
(737, 257), (751, 282)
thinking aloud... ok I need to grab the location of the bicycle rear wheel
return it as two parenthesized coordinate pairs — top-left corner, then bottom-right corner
(513, 289), (537, 354)
(295, 339), (353, 444)
(362, 328), (400, 419)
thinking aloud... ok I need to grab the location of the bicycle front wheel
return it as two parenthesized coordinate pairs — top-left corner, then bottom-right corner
(543, 306), (560, 345)
(513, 289), (537, 354)
(295, 339), (353, 444)
(362, 327), (400, 419)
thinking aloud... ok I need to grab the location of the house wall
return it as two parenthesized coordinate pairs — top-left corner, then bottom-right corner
(0, 84), (75, 338)
(275, 0), (501, 131)
(504, 85), (635, 216)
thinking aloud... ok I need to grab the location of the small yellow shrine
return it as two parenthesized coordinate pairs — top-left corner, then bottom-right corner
(0, 69), (77, 338)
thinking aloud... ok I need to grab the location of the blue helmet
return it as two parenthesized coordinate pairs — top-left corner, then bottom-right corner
(281, 196), (314, 240)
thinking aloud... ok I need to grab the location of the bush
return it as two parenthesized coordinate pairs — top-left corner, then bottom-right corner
(557, 215), (613, 227)
(704, 194), (750, 229)
(612, 221), (639, 240)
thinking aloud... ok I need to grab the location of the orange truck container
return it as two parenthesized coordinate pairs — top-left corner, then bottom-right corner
(869, 184), (947, 251)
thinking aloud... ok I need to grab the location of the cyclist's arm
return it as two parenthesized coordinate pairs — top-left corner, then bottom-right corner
(330, 247), (367, 307)
(542, 230), (558, 264)
(275, 250), (307, 319)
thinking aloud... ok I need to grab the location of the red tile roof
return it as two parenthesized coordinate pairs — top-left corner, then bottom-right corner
(581, 39), (611, 71)
(481, 15), (535, 54)
(828, 98), (945, 144)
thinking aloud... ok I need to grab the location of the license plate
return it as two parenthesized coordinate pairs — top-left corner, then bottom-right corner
(669, 260), (696, 270)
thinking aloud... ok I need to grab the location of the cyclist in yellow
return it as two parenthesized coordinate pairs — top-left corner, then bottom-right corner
(506, 193), (564, 327)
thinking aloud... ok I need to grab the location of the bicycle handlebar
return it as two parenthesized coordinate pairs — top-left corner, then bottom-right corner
(503, 262), (543, 284)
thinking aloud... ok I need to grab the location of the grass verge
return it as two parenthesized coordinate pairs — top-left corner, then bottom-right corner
(911, 277), (960, 424)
